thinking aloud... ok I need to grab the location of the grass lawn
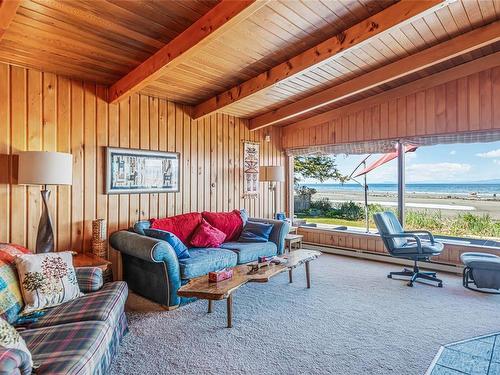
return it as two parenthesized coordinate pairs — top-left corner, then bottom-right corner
(300, 217), (375, 229)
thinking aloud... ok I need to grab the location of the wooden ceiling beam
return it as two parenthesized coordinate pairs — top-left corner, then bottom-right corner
(249, 20), (500, 130)
(283, 51), (500, 133)
(108, 0), (269, 104)
(192, 0), (449, 120)
(0, 0), (20, 42)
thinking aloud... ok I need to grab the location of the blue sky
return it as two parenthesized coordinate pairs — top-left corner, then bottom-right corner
(302, 141), (500, 184)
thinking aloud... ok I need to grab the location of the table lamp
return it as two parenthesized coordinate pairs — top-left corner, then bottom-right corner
(259, 166), (285, 217)
(18, 151), (73, 253)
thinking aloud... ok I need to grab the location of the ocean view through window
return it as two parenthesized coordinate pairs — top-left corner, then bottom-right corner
(294, 141), (500, 241)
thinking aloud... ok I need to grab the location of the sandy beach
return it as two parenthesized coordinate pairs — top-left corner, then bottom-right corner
(313, 190), (500, 220)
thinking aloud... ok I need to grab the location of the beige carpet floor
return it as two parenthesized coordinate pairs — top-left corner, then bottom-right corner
(110, 253), (500, 375)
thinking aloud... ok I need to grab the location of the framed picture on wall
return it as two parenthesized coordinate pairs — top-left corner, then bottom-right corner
(105, 147), (180, 194)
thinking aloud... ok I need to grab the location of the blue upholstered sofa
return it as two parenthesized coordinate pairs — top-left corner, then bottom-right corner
(110, 216), (289, 309)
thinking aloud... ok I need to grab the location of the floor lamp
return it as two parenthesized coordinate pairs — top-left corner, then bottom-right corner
(259, 166), (285, 218)
(18, 151), (73, 253)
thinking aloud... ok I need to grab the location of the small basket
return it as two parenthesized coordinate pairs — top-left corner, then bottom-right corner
(91, 219), (108, 258)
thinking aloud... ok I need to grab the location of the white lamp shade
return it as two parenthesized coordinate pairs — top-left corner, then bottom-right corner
(259, 166), (285, 182)
(18, 151), (73, 186)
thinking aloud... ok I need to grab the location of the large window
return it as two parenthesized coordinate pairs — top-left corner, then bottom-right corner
(294, 141), (500, 241)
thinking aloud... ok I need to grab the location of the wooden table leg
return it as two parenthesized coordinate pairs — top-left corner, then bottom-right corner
(305, 261), (311, 289)
(289, 269), (293, 283)
(208, 300), (213, 313)
(227, 294), (233, 328)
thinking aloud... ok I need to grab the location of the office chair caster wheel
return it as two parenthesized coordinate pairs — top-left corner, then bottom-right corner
(407, 282), (413, 287)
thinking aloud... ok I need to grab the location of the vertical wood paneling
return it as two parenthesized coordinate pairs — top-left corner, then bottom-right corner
(27, 70), (42, 251)
(56, 76), (71, 251)
(10, 66), (27, 246)
(283, 66), (500, 149)
(0, 64), (9, 244)
(0, 62), (285, 254)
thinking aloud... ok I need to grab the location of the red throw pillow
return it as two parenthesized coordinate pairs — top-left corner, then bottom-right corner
(190, 220), (227, 248)
(202, 210), (243, 242)
(0, 243), (31, 263)
(150, 212), (202, 245)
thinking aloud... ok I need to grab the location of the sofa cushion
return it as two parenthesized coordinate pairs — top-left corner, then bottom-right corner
(21, 320), (113, 375)
(143, 229), (190, 259)
(150, 212), (202, 244)
(0, 317), (33, 369)
(28, 282), (128, 329)
(220, 241), (277, 264)
(0, 244), (31, 324)
(238, 221), (274, 243)
(190, 220), (226, 248)
(15, 252), (82, 315)
(178, 248), (237, 280)
(202, 210), (243, 241)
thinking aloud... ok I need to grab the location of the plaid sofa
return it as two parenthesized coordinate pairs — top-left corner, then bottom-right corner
(0, 267), (128, 375)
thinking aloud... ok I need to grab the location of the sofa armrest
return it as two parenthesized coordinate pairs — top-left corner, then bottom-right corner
(109, 230), (181, 306)
(0, 347), (31, 375)
(76, 267), (103, 293)
(248, 218), (290, 255)
(110, 230), (178, 264)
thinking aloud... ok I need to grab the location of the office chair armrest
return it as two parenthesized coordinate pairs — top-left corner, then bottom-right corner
(382, 233), (423, 253)
(404, 230), (435, 243)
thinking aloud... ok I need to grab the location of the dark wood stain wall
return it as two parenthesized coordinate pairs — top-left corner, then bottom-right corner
(0, 62), (285, 261)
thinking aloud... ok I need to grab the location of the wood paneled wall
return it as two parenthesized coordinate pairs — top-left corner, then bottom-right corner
(0, 62), (285, 257)
(282, 65), (500, 149)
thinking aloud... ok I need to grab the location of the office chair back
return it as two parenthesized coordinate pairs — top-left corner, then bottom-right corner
(373, 212), (407, 252)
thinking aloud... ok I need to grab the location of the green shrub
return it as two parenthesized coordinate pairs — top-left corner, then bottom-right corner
(405, 210), (444, 231)
(449, 213), (500, 238)
(338, 201), (364, 220)
(310, 198), (332, 213)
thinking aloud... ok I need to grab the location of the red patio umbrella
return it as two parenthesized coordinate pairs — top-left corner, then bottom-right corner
(353, 145), (418, 178)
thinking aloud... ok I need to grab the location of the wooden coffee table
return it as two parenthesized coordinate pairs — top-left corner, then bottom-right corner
(177, 249), (321, 328)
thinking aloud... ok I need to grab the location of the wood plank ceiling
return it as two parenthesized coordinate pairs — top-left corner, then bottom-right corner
(0, 0), (219, 84)
(0, 0), (499, 129)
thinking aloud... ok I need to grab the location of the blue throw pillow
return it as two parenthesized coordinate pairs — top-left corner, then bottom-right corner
(239, 209), (249, 226)
(238, 221), (274, 243)
(143, 229), (190, 259)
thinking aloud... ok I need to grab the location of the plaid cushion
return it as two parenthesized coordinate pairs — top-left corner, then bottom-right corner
(0, 347), (32, 375)
(75, 267), (103, 293)
(0, 244), (31, 324)
(21, 320), (113, 375)
(28, 282), (127, 329)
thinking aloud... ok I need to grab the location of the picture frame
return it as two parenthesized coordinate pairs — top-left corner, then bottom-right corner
(105, 147), (180, 194)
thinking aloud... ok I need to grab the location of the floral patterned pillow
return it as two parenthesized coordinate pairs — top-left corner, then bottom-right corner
(15, 252), (82, 314)
(0, 316), (33, 368)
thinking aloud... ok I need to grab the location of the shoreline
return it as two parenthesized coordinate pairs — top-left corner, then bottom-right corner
(311, 189), (500, 220)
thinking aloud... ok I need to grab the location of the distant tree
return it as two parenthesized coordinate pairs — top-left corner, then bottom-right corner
(294, 156), (346, 186)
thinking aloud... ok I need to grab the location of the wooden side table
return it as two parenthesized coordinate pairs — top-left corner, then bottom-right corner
(73, 253), (113, 283)
(284, 234), (303, 253)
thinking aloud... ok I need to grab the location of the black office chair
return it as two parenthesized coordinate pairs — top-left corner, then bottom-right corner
(373, 211), (444, 287)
